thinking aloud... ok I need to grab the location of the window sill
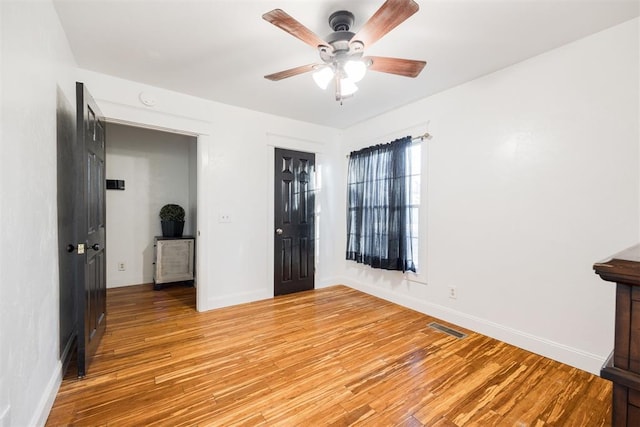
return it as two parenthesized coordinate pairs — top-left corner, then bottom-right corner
(404, 270), (427, 285)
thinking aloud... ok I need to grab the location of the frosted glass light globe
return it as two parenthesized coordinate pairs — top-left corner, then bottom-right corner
(312, 67), (334, 90)
(344, 60), (367, 83)
(340, 78), (358, 96)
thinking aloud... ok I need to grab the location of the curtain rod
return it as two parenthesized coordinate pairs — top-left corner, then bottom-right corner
(346, 132), (432, 158)
(413, 132), (432, 141)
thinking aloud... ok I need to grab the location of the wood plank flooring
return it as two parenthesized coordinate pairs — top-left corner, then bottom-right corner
(46, 284), (612, 426)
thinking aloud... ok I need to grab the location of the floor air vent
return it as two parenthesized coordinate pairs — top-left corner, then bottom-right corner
(428, 322), (467, 339)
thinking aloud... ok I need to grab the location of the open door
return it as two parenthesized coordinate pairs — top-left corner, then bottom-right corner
(76, 82), (107, 377)
(58, 83), (106, 377)
(57, 87), (79, 374)
(274, 148), (315, 296)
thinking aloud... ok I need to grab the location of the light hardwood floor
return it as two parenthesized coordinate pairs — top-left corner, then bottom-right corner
(46, 284), (612, 426)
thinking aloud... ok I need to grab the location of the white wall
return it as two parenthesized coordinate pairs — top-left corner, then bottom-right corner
(105, 124), (197, 288)
(74, 69), (343, 313)
(0, 1), (77, 426)
(0, 3), (6, 425)
(338, 18), (640, 375)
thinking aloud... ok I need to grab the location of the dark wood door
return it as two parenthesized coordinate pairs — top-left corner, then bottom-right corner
(76, 82), (107, 377)
(56, 87), (80, 374)
(274, 148), (315, 296)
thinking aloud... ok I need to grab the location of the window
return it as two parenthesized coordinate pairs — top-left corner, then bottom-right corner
(346, 136), (420, 273)
(407, 141), (421, 271)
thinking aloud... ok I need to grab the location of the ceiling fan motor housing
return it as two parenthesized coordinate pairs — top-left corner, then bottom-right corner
(329, 10), (354, 32)
(320, 10), (364, 64)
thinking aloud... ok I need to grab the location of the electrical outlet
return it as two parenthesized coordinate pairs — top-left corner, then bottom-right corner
(118, 262), (125, 271)
(218, 213), (231, 223)
(448, 286), (457, 299)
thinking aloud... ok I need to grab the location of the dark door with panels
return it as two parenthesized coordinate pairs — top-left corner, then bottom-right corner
(56, 86), (79, 375)
(274, 148), (315, 296)
(76, 82), (107, 377)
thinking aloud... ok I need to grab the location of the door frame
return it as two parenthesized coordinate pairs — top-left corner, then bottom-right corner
(266, 134), (325, 297)
(273, 148), (316, 295)
(98, 114), (207, 311)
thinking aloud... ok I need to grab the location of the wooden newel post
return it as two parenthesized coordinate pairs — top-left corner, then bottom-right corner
(594, 244), (640, 426)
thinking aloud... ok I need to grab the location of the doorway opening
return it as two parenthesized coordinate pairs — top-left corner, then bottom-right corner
(105, 123), (198, 304)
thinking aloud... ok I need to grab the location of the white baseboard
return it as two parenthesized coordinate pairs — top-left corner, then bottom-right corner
(107, 282), (150, 289)
(316, 277), (343, 289)
(342, 278), (606, 375)
(205, 289), (272, 311)
(107, 278), (152, 288)
(31, 361), (62, 427)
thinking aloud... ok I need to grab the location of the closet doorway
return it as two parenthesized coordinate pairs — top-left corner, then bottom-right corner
(105, 123), (198, 302)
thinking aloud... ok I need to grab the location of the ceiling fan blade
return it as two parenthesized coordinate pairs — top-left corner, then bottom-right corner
(263, 9), (329, 50)
(264, 64), (319, 81)
(365, 56), (426, 78)
(350, 0), (419, 49)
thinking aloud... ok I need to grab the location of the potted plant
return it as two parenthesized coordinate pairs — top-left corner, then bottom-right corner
(159, 204), (185, 237)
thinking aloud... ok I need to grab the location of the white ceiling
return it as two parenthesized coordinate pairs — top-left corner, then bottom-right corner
(53, 0), (639, 129)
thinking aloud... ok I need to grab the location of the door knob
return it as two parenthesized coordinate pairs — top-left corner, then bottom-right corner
(66, 244), (75, 253)
(275, 228), (283, 235)
(91, 243), (100, 251)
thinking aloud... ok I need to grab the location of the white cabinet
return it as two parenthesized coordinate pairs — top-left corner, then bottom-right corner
(153, 236), (195, 289)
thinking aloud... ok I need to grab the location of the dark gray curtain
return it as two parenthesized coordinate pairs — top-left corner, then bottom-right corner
(346, 136), (416, 272)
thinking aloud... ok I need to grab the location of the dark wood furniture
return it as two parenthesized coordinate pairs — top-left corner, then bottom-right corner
(594, 244), (640, 426)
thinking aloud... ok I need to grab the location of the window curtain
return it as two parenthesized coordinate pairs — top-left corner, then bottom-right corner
(346, 136), (416, 273)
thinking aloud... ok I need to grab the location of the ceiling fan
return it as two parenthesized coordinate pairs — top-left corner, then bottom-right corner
(262, 0), (427, 103)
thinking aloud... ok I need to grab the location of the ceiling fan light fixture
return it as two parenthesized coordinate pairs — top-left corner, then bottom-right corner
(339, 78), (358, 96)
(263, 0), (425, 103)
(344, 60), (367, 83)
(313, 66), (334, 90)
